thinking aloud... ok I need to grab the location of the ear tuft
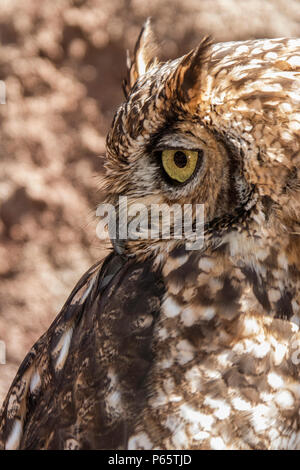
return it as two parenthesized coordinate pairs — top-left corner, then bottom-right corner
(123, 18), (159, 97)
(166, 36), (212, 110)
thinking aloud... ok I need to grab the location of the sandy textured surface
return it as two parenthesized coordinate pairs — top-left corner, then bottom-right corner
(0, 0), (300, 406)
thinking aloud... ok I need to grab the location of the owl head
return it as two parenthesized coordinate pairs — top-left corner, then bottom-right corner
(102, 20), (300, 265)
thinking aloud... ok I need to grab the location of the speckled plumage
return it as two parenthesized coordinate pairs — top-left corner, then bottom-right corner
(2, 22), (300, 449)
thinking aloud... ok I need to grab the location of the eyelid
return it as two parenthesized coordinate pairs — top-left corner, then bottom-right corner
(155, 146), (203, 153)
(154, 135), (207, 152)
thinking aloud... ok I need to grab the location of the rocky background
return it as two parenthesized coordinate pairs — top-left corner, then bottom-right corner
(0, 0), (300, 406)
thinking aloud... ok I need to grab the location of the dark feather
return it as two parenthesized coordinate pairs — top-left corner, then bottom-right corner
(0, 253), (164, 449)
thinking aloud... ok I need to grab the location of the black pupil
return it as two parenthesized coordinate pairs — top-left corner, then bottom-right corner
(173, 151), (188, 168)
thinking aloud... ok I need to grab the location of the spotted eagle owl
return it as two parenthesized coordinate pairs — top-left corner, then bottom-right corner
(1, 20), (300, 450)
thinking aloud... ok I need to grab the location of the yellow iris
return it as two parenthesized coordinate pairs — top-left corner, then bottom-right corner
(161, 149), (199, 183)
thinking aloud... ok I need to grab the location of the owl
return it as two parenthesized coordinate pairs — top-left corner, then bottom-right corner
(1, 19), (300, 450)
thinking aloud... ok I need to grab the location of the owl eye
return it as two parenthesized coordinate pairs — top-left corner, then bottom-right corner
(161, 149), (200, 183)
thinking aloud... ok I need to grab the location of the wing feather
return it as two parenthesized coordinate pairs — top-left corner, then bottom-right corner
(0, 252), (164, 449)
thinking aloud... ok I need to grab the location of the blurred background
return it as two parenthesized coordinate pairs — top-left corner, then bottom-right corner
(0, 0), (300, 406)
